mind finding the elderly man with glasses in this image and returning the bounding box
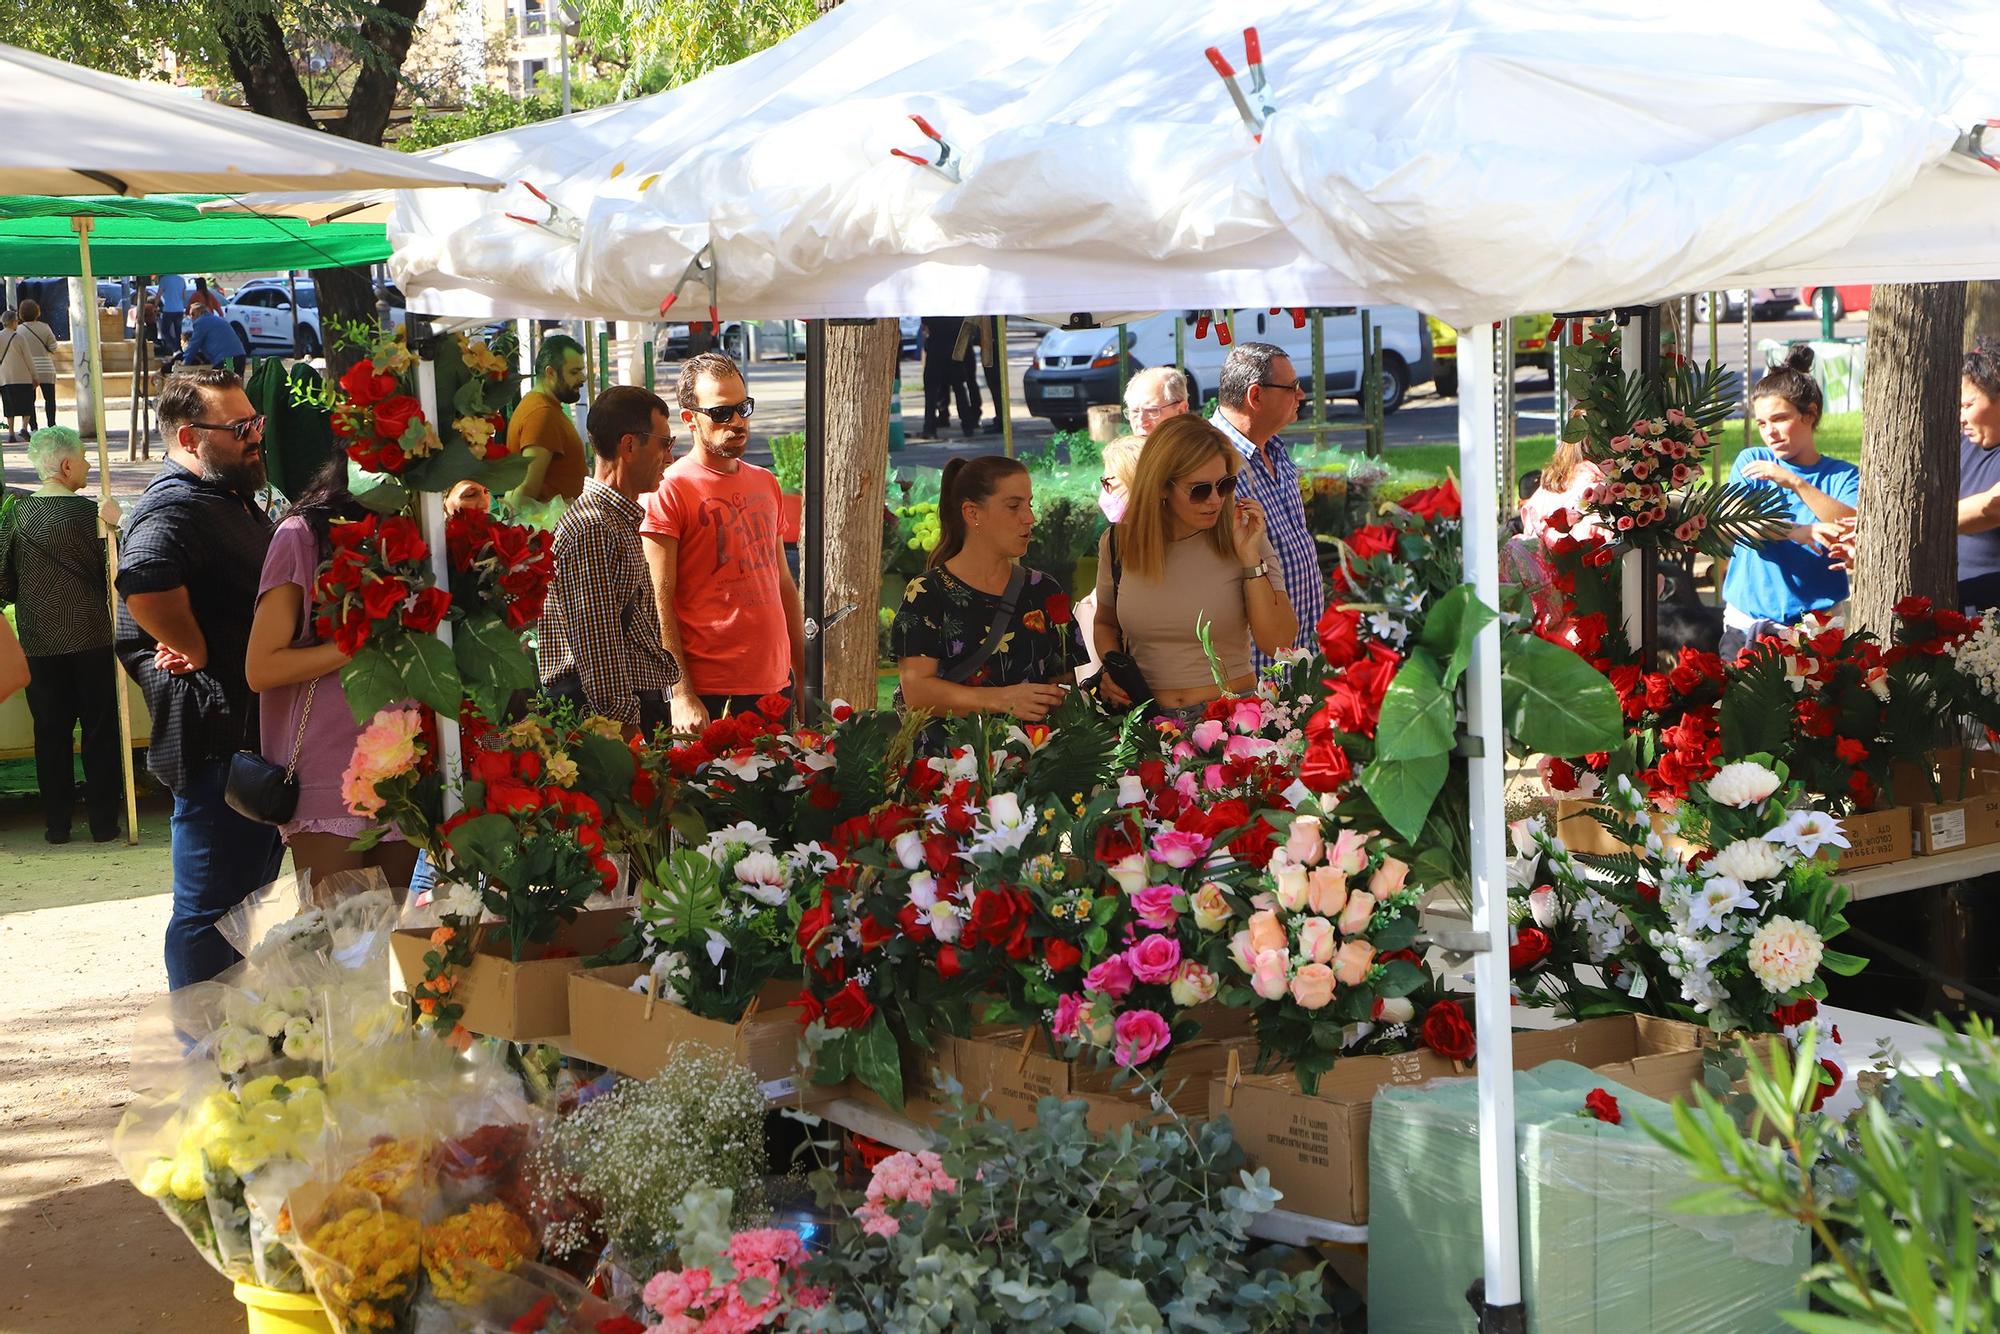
[1210,342,1321,670]
[115,366,285,988]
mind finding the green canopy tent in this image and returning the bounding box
[0,194,391,843]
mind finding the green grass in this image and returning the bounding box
[0,793,176,916]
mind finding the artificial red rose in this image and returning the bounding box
[376,442,407,473]
[1044,939,1083,973]
[1094,818,1142,867]
[401,585,452,633]
[1347,524,1400,561]
[361,576,408,621]
[503,598,538,632]
[1045,592,1073,625]
[937,945,963,980]
[808,781,839,810]
[1420,999,1476,1062]
[1568,612,1607,659]
[1894,595,1934,619]
[1299,726,1354,794]
[377,515,427,566]
[328,515,378,551]
[338,358,397,406]
[796,890,834,957]
[1583,1087,1622,1124]
[1350,641,1402,705]
[483,777,541,815]
[1607,664,1645,718]
[1770,997,1819,1027]
[1229,816,1280,868]
[941,802,976,836]
[824,980,875,1030]
[514,749,543,781]
[1316,606,1363,668]
[1849,770,1877,806]
[966,888,1030,952]
[922,833,958,875]
[1643,673,1671,712]
[332,612,370,656]
[1808,1058,1844,1112]
[895,902,929,941]
[1182,798,1250,839]
[491,524,531,565]
[1323,680,1377,738]
[756,692,792,721]
[1401,477,1461,521]
[371,393,423,444]
[1834,736,1870,765]
[904,760,945,797]
[1509,926,1551,972]
[858,913,895,951]
[630,767,658,808]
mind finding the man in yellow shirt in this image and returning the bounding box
[507,333,588,506]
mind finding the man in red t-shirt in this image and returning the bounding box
[641,351,806,728]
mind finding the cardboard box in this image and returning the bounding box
[388,908,628,1042]
[951,1025,1243,1134]
[1207,1015,1706,1225]
[1832,806,1912,871]
[565,965,836,1108]
[1891,749,2000,856]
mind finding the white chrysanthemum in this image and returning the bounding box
[1705,761,1782,809]
[1767,808,1850,858]
[1747,915,1824,993]
[703,821,774,859]
[1705,838,1787,884]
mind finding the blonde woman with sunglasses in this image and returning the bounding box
[1091,415,1295,720]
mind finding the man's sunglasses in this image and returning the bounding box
[191,415,265,440]
[1257,379,1306,396]
[1173,475,1239,503]
[691,398,755,424]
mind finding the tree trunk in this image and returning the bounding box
[818,318,899,707]
[216,2,426,381]
[1968,280,2000,353]
[1853,282,1967,635]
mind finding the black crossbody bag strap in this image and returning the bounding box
[942,564,1028,685]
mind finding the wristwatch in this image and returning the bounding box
[1242,560,1269,581]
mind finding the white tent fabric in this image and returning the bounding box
[388,0,2000,325]
[0,42,499,198]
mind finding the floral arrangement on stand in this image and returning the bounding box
[1517,758,1865,1043]
[331,325,529,504]
[1557,317,1790,553]
[312,513,458,720]
[445,507,557,719]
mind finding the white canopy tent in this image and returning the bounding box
[363,0,2000,1318]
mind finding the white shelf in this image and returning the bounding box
[1840,843,2000,900]
[812,1097,1369,1246]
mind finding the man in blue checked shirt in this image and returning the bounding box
[1210,343,1323,670]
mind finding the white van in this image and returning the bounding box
[1022,307,1434,428]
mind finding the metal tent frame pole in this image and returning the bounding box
[1455,318,1524,1330]
[71,217,140,844]
[413,347,463,818]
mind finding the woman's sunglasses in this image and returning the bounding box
[691,398,755,424]
[1173,475,1239,504]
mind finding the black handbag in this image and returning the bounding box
[1091,529,1153,712]
[224,677,318,825]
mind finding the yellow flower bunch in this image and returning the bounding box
[306,1207,421,1331]
[339,1137,428,1210]
[454,414,499,452]
[376,329,418,378]
[135,1076,328,1201]
[421,1201,535,1305]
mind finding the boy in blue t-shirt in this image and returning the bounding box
[1719,350,1858,659]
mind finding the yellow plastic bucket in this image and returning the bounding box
[233,1281,334,1334]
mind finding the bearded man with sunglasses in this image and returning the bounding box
[115,366,284,989]
[642,352,807,730]
[1212,342,1323,670]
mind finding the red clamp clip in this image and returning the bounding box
[502,179,581,242]
[1270,307,1307,330]
[1954,118,2000,171]
[890,114,961,183]
[1205,27,1275,141]
[657,241,718,326]
[1193,310,1233,345]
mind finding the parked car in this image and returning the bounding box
[1426,314,1556,398]
[1022,307,1433,428]
[1694,288,1800,321]
[1800,284,1871,321]
[659,316,922,362]
[222,277,322,356]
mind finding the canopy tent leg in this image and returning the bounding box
[413,355,463,818]
[801,319,826,705]
[72,218,140,845]
[996,316,1013,460]
[1454,319,1524,1327]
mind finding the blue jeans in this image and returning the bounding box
[166,760,285,990]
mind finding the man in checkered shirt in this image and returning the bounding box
[1210,342,1324,671]
[537,384,682,735]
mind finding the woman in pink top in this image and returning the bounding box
[244,461,418,895]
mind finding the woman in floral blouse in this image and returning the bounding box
[891,455,1082,722]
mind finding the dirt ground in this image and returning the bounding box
[0,794,238,1333]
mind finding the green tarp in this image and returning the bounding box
[0,194,387,275]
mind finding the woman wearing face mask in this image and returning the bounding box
[1092,415,1297,721]
[1718,346,1858,658]
[892,455,1083,722]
